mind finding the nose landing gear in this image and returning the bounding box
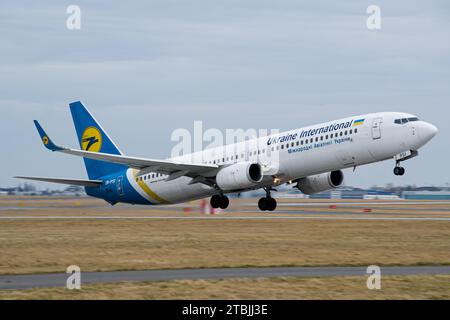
[393,162,405,176]
[258,187,277,211]
[392,150,418,176]
[210,194,229,209]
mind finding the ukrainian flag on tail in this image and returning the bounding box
[353,119,365,126]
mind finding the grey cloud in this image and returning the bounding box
[0,1,449,188]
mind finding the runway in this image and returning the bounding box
[1,215,450,221]
[1,266,450,290]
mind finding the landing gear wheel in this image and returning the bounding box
[394,166,405,176]
[210,195,229,209]
[219,195,229,209]
[210,195,222,208]
[258,197,268,211]
[258,197,277,211]
[267,197,277,211]
[258,187,278,212]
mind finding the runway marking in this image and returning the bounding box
[1,266,450,290]
[1,216,450,221]
[253,201,450,206]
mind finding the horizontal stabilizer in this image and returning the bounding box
[14,176,102,187]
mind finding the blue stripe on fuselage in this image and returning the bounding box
[84,169,153,205]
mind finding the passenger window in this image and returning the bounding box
[326,135,328,139]
[281,144,284,150]
[291,142,294,147]
[340,132,343,136]
[349,130,352,134]
[320,136,323,141]
[315,137,318,142]
[354,128,358,133]
[296,141,299,146]
[344,131,347,135]
[286,143,289,148]
[276,145,280,150]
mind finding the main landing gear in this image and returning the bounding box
[258,187,277,211]
[393,161,405,176]
[210,194,229,209]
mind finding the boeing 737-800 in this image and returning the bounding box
[16,101,438,211]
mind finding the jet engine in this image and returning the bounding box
[216,162,263,191]
[295,170,344,195]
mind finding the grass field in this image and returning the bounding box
[1,275,449,299]
[1,199,450,275]
[1,196,450,299]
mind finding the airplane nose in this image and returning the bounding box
[421,122,438,142]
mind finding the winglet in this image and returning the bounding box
[33,120,63,151]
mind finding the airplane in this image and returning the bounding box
[16,101,438,211]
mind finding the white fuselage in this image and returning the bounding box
[126,112,437,205]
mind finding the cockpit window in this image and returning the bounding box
[395,117,420,124]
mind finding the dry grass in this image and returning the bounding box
[1,214,450,275]
[1,275,450,300]
[1,197,450,299]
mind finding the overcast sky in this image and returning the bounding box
[1,1,449,189]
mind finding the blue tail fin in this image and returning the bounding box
[69,101,126,179]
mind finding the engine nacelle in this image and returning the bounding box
[296,170,344,195]
[216,162,263,191]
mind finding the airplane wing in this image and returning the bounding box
[33,120,219,179]
[14,176,103,187]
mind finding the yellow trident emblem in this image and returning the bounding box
[42,136,49,145]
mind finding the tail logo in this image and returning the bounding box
[81,127,102,152]
[42,136,49,145]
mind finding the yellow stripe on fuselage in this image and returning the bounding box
[132,170,170,204]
